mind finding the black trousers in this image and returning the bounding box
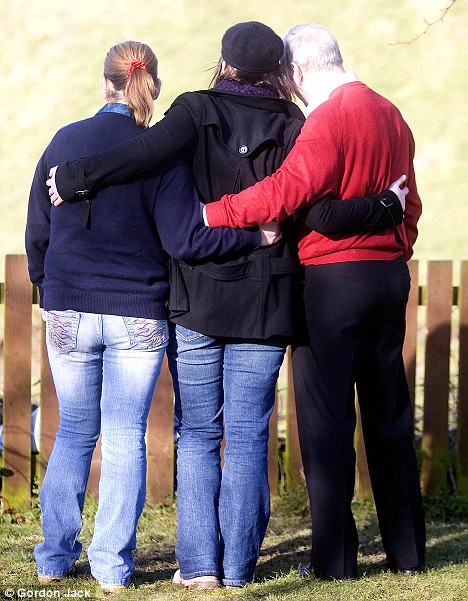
[292,258,426,579]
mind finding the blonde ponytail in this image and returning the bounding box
[104,41,160,128]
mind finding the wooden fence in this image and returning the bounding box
[1,255,467,510]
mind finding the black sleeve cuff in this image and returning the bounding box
[55,159,89,201]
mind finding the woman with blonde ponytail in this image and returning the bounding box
[26,40,274,593]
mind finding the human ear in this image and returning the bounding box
[102,76,116,101]
[291,62,303,87]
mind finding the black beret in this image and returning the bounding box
[221,21,284,74]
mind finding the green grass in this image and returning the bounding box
[1,0,468,281]
[1,489,467,600]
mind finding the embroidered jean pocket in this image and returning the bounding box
[123,317,169,350]
[46,310,80,351]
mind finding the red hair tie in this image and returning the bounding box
[127,61,147,78]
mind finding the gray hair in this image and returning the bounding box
[283,23,343,73]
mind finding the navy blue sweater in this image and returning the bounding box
[26,105,261,319]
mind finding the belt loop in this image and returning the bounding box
[252,255,271,281]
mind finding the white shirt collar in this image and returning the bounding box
[305,71,360,115]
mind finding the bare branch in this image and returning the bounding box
[391,0,457,45]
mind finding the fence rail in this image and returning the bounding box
[1,255,467,510]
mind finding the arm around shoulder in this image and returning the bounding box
[154,158,262,263]
[54,102,198,201]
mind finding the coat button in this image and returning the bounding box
[238,145,248,154]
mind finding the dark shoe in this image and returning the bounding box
[390,565,425,576]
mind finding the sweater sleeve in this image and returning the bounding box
[399,131,422,260]
[302,190,403,234]
[154,158,262,263]
[25,152,51,306]
[55,102,198,201]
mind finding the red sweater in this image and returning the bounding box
[206,81,422,265]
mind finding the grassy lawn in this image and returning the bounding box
[1,489,467,600]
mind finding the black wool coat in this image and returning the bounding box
[166,90,305,340]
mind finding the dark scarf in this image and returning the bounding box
[215,79,278,98]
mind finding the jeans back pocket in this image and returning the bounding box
[123,317,169,350]
[46,310,80,351]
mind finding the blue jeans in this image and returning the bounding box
[35,311,168,586]
[167,324,285,586]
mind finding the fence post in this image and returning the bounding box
[457,261,468,496]
[355,400,373,499]
[37,321,59,481]
[284,347,304,486]
[404,260,419,411]
[421,261,452,496]
[2,255,32,510]
[146,355,175,503]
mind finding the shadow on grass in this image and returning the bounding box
[256,535,311,582]
[357,513,468,571]
[131,544,178,585]
[256,512,468,586]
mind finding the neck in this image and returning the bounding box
[300,66,357,113]
[107,91,126,104]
